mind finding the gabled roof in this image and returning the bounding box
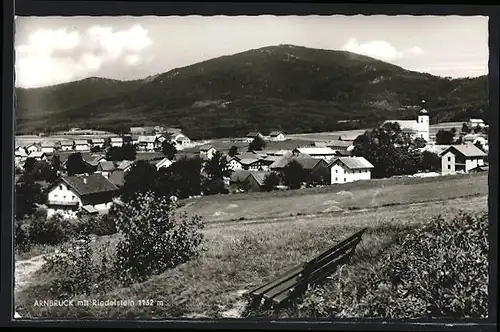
[332,156,374,170]
[248,171,270,186]
[117,160,134,170]
[327,140,353,148]
[28,151,45,158]
[469,118,484,123]
[86,155,106,167]
[239,158,261,166]
[156,157,173,168]
[98,161,116,171]
[52,174,118,196]
[74,140,89,145]
[230,170,252,182]
[294,147,336,155]
[440,144,487,158]
[295,157,327,170]
[269,131,285,136]
[108,170,125,187]
[246,132,262,137]
[199,144,215,151]
[139,135,157,143]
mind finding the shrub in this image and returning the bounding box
[27,212,75,246]
[74,212,117,237]
[43,234,116,298]
[286,210,489,319]
[114,191,205,285]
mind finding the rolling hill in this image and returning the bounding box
[15,44,488,139]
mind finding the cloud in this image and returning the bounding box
[15,24,153,88]
[341,38,424,61]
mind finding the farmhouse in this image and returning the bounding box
[59,140,74,151]
[110,137,124,148]
[269,131,286,141]
[25,143,40,154]
[117,160,134,172]
[227,156,244,171]
[74,140,90,152]
[329,156,374,184]
[246,132,264,142]
[28,151,47,161]
[327,140,354,152]
[239,158,266,171]
[244,172,270,192]
[440,144,487,175]
[46,174,118,219]
[199,145,217,160]
[122,135,133,146]
[138,135,160,151]
[40,141,55,154]
[292,147,337,161]
[170,133,191,149]
[85,155,107,172]
[468,118,485,129]
[91,138,105,149]
[156,157,173,171]
[384,100,430,141]
[96,161,117,178]
[108,169,125,187]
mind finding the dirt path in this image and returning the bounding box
[15,253,50,293]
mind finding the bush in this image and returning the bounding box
[287,210,489,319]
[114,191,205,285]
[74,212,117,237]
[43,234,116,298]
[27,212,76,246]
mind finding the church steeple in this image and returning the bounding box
[419,99,428,115]
[417,99,430,142]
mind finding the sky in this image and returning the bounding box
[14,15,489,89]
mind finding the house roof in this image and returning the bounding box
[117,160,134,170]
[139,135,157,143]
[335,150,352,156]
[295,157,326,170]
[41,141,55,148]
[333,156,374,170]
[156,157,173,168]
[28,151,45,158]
[108,170,125,187]
[74,140,89,145]
[15,149,28,157]
[87,156,105,166]
[199,144,215,151]
[248,171,270,186]
[55,174,118,196]
[230,170,252,182]
[294,147,336,155]
[98,161,117,171]
[81,205,99,214]
[239,158,261,166]
[440,144,487,158]
[246,132,262,137]
[269,131,284,136]
[327,140,352,148]
[469,118,484,123]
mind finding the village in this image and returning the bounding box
[14,101,489,221]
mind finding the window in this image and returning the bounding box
[448,156,451,162]
[59,185,62,190]
[335,169,338,173]
[72,195,75,200]
[448,165,451,170]
[344,178,346,182]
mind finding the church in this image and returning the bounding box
[383,100,430,142]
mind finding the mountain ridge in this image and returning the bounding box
[15,44,488,139]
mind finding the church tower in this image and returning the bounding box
[417,99,430,141]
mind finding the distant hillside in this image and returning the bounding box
[15,45,488,139]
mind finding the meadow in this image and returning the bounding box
[15,172,488,319]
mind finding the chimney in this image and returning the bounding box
[83,177,87,184]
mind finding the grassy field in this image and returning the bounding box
[15,172,488,319]
[179,173,488,223]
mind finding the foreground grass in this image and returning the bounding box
[16,193,487,319]
[180,173,488,223]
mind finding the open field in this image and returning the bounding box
[16,172,488,319]
[179,173,488,223]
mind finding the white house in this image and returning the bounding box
[110,137,123,148]
[227,156,244,171]
[199,145,217,160]
[170,133,191,149]
[25,143,40,154]
[329,156,374,184]
[91,138,105,149]
[292,147,337,161]
[74,140,90,152]
[138,135,160,151]
[96,161,117,178]
[269,131,286,141]
[28,151,47,161]
[468,118,485,129]
[155,157,173,171]
[40,141,55,154]
[46,174,119,219]
[117,160,134,173]
[15,148,28,164]
[384,100,430,142]
[59,140,74,151]
[440,144,487,175]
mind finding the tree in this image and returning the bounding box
[24,157,36,175]
[474,141,486,152]
[228,146,238,157]
[451,127,457,135]
[248,136,266,151]
[263,172,280,191]
[51,155,61,173]
[162,141,177,160]
[307,167,331,186]
[419,151,441,172]
[352,122,422,178]
[435,129,455,145]
[202,151,232,195]
[114,191,205,284]
[414,137,427,149]
[106,145,136,161]
[462,123,470,134]
[282,160,306,189]
[121,160,159,202]
[162,156,202,199]
[15,176,45,220]
[66,153,88,176]
[473,125,482,134]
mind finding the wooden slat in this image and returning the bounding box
[248,265,303,297]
